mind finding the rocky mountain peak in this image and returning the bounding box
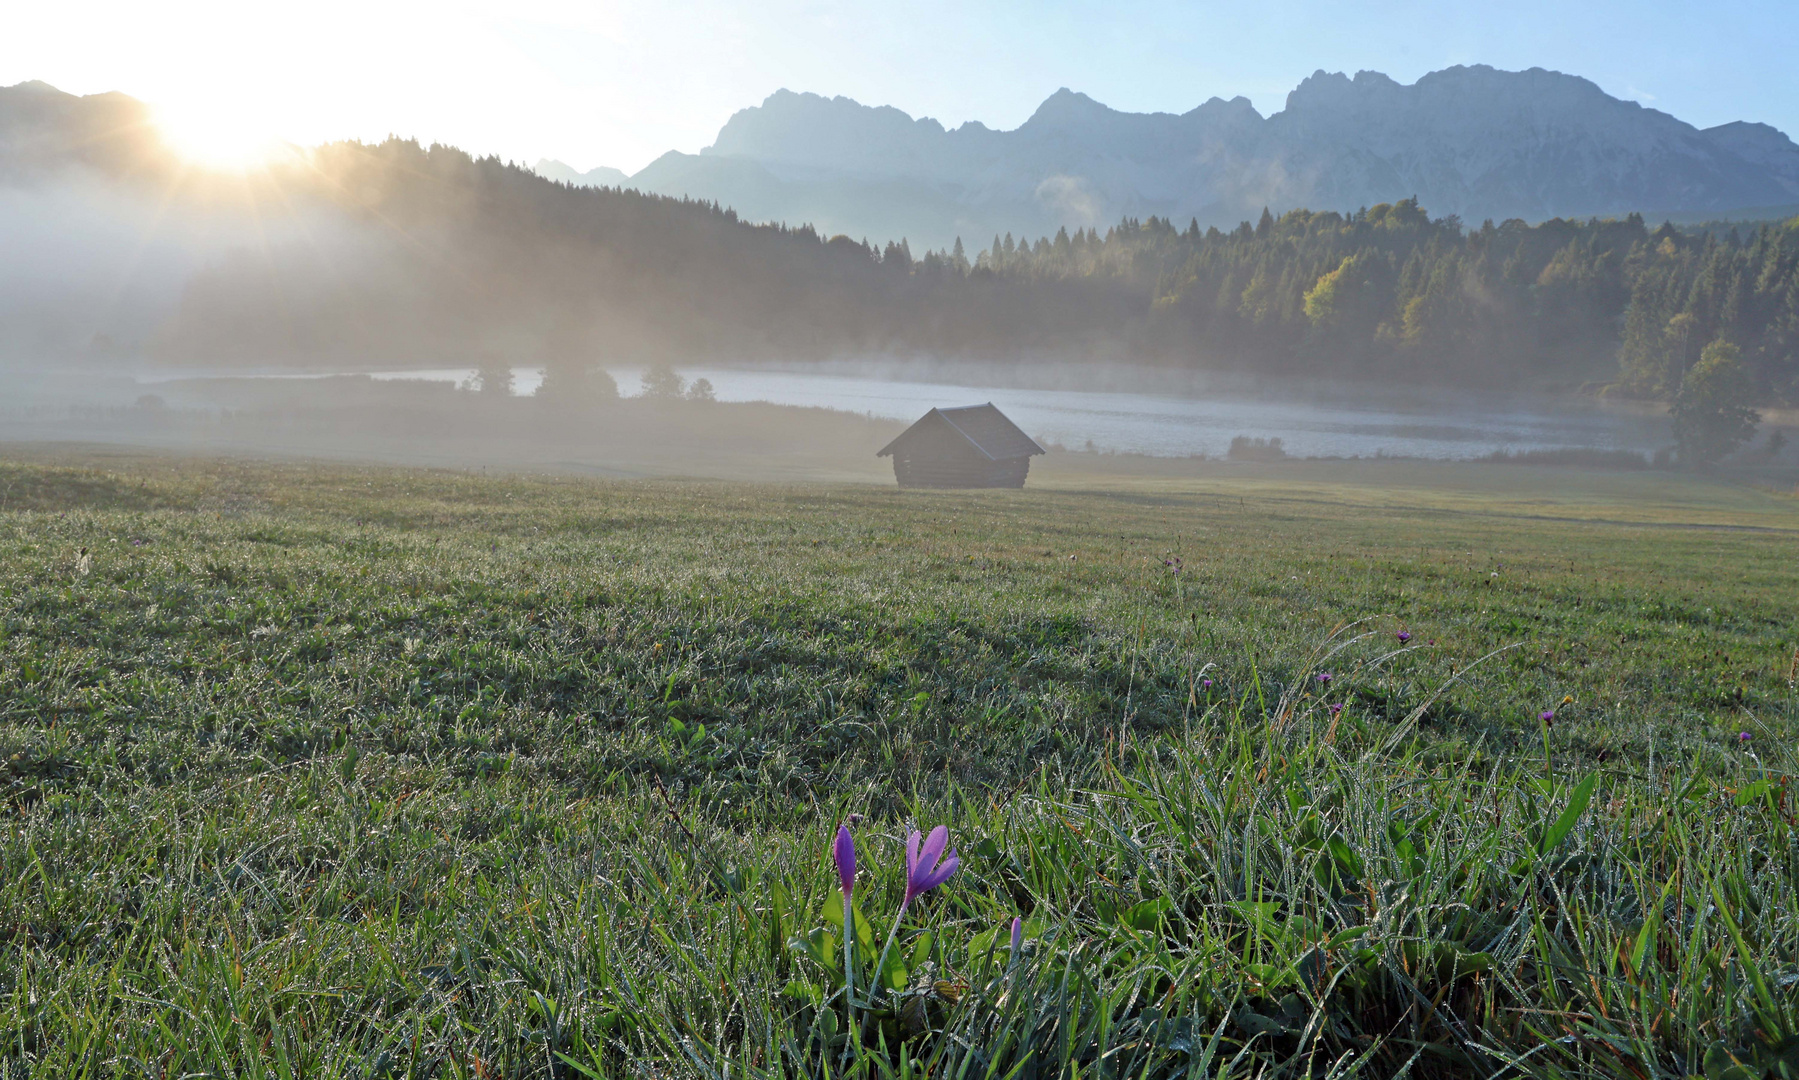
[604,66,1798,249]
[1020,88,1118,131]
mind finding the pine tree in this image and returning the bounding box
[1672,340,1760,465]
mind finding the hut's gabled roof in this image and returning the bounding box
[877,403,1046,461]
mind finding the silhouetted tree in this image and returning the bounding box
[1672,340,1760,465]
[640,363,686,399]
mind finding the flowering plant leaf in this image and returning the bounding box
[907,930,933,970]
[1120,897,1173,932]
[797,899,911,992]
[1539,772,1597,856]
[820,897,877,953]
[789,927,838,977]
[874,945,909,991]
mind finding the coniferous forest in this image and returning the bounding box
[138,140,1799,408]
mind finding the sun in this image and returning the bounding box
[154,101,290,172]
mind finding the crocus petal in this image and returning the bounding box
[903,827,958,905]
[1010,916,1024,954]
[920,849,958,895]
[834,824,856,898]
[916,825,949,874]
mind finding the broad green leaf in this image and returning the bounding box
[1734,780,1774,807]
[1226,900,1279,923]
[819,898,876,951]
[907,930,933,969]
[1631,875,1676,976]
[1540,772,1598,855]
[1121,897,1173,931]
[1327,836,1363,877]
[1328,926,1371,949]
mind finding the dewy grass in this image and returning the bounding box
[0,451,1795,1077]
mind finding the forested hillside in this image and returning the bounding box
[969,200,1799,400]
[7,81,1799,404]
[152,139,1799,402]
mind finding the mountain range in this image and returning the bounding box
[540,65,1799,250]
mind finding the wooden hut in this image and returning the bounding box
[877,404,1046,488]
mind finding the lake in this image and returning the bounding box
[234,363,1668,460]
[88,358,1689,461]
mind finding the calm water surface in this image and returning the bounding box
[623,367,1672,460]
[136,364,1672,460]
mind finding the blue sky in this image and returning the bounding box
[7,0,1795,173]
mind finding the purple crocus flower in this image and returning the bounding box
[1316,673,1332,686]
[1739,731,1752,744]
[833,823,859,1013]
[1396,631,1411,643]
[834,824,856,898]
[1329,703,1343,716]
[1010,916,1024,955]
[1540,710,1555,724]
[1201,678,1213,689]
[903,825,959,907]
[866,825,962,1003]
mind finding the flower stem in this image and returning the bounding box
[843,890,857,1020]
[869,901,908,1006]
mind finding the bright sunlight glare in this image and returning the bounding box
[154,101,289,171]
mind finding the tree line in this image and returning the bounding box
[964,200,1799,407]
[153,140,1799,433]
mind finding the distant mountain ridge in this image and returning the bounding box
[533,158,630,188]
[542,65,1799,249]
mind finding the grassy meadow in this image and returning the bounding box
[1,447,1796,1078]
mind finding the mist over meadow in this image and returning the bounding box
[3,75,1797,476]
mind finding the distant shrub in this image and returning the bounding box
[1480,447,1650,470]
[475,354,513,396]
[641,363,686,400]
[537,364,619,404]
[1227,435,1286,461]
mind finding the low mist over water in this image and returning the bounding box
[613,367,1677,460]
[113,362,1677,461]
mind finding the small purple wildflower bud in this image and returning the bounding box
[1540,710,1555,724]
[1201,678,1213,689]
[1316,673,1332,685]
[1396,631,1411,643]
[834,824,856,899]
[1739,731,1752,744]
[1329,703,1343,716]
[1010,916,1024,955]
[903,825,959,907]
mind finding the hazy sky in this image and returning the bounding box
[8,0,1796,174]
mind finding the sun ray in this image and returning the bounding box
[154,100,289,172]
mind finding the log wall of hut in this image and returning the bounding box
[891,445,1031,488]
[878,404,1044,489]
